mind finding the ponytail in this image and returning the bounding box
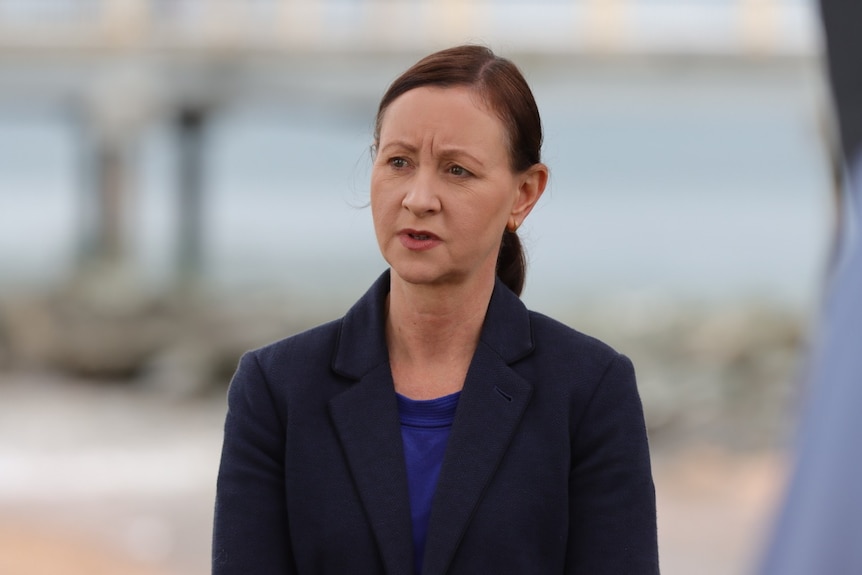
[497,230,526,296]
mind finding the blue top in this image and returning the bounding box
[396,391,461,575]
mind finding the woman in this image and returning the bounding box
[213,45,658,574]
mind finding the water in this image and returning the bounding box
[0,57,832,312]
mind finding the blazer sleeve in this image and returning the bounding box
[212,351,295,574]
[566,353,659,574]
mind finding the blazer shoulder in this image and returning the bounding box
[246,317,344,382]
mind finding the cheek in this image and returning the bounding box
[484,182,519,222]
[369,172,386,214]
[369,175,397,235]
[370,188,391,222]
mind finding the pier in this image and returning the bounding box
[0,0,822,285]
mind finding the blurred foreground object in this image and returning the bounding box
[759,1,862,573]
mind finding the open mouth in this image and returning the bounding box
[410,233,431,240]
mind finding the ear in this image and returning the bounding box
[509,163,548,229]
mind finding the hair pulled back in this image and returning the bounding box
[374,45,543,296]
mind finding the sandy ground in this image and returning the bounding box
[0,371,788,575]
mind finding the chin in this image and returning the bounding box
[385,251,496,290]
[384,258,449,285]
[391,263,493,292]
[390,265,449,287]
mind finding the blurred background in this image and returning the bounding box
[0,1,834,574]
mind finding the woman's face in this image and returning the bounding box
[371,85,543,291]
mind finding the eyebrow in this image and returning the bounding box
[379,140,487,169]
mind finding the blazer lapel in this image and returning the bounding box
[421,280,535,575]
[328,270,414,575]
[329,365,414,575]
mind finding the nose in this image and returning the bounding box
[402,168,441,217]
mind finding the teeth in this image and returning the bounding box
[411,234,430,240]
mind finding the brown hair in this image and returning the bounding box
[374,45,543,296]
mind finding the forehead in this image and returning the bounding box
[378,86,508,154]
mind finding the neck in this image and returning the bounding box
[385,272,496,398]
[387,274,495,357]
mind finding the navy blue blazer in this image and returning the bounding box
[213,271,658,574]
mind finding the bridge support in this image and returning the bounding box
[176,105,208,292]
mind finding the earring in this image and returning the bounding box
[507,216,519,232]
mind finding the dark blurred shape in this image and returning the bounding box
[821,1,862,162]
[94,142,126,264]
[176,105,208,290]
[759,1,862,573]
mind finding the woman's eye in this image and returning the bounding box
[389,157,408,169]
[448,165,470,177]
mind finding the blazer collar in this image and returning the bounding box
[329,270,535,575]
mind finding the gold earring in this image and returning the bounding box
[507,216,519,232]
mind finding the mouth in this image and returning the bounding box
[398,229,441,250]
[401,229,440,241]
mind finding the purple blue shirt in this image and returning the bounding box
[396,391,461,575]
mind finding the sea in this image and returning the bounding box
[0,55,833,315]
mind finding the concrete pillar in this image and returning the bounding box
[80,63,151,272]
[739,0,779,55]
[583,0,628,54]
[433,0,481,47]
[279,0,323,50]
[94,141,127,263]
[175,105,208,289]
[100,0,149,47]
